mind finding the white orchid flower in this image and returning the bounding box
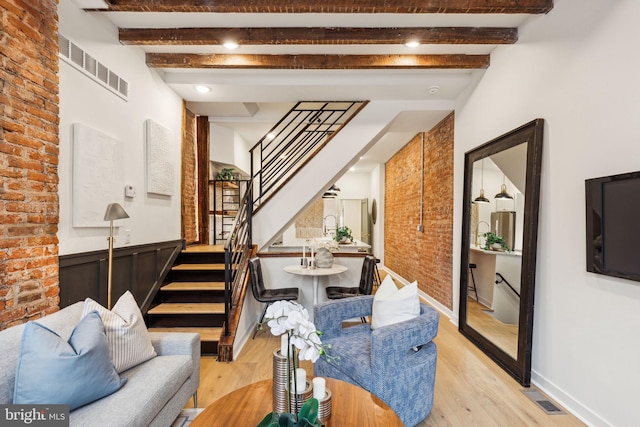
[262,299,331,364]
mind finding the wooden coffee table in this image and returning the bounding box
[189,377,402,426]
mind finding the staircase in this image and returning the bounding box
[144,100,435,359]
[146,245,226,355]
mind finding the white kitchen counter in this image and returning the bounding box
[470,246,522,257]
[268,239,371,253]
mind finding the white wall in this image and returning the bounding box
[233,132,251,175]
[210,124,235,165]
[209,123,251,175]
[370,164,384,263]
[454,1,640,426]
[58,1,184,255]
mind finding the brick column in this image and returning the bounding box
[0,0,60,329]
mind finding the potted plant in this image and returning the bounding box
[334,226,353,244]
[257,398,323,427]
[483,232,510,252]
[216,168,235,180]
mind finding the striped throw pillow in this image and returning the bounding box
[82,291,157,373]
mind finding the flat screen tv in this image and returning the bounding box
[586,170,640,282]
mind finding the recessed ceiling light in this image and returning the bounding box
[405,40,420,48]
[427,85,440,94]
[350,167,356,172]
[194,85,211,94]
[266,133,276,140]
[223,40,239,50]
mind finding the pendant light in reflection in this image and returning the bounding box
[495,175,514,200]
[473,159,490,204]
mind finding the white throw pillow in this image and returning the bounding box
[371,275,420,330]
[82,291,156,372]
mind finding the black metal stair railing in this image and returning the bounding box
[222,179,253,336]
[221,101,367,337]
[250,101,366,210]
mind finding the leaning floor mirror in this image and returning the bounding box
[459,119,544,386]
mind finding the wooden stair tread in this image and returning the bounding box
[162,281,225,291]
[211,210,238,216]
[147,303,225,315]
[148,327,222,342]
[183,244,225,253]
[211,181,239,189]
[171,263,225,271]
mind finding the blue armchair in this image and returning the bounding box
[313,295,439,427]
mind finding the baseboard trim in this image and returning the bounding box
[531,369,610,427]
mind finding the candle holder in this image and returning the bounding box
[289,380,313,414]
[317,389,332,422]
[272,348,297,413]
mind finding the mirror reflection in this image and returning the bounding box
[467,144,527,360]
[459,119,544,386]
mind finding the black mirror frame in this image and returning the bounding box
[458,119,544,386]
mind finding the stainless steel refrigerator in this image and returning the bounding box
[491,211,516,251]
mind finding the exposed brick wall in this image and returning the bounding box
[182,106,199,244]
[384,113,454,309]
[0,0,60,329]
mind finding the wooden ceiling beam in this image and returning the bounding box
[145,53,490,69]
[120,27,517,46]
[95,0,553,14]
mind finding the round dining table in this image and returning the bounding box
[283,263,348,306]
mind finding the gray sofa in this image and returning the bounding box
[0,302,200,427]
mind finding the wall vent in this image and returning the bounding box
[521,389,566,415]
[58,33,129,100]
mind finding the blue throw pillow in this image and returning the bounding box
[13,311,126,410]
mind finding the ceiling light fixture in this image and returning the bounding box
[427,85,440,94]
[223,40,239,50]
[194,85,211,94]
[405,40,420,48]
[266,133,276,140]
[473,159,490,204]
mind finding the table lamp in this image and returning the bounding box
[104,202,129,309]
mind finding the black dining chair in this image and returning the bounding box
[249,257,299,339]
[325,255,377,323]
[326,255,377,299]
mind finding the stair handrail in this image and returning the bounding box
[495,272,520,298]
[223,178,253,336]
[249,101,366,211]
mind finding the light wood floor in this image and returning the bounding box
[189,315,584,426]
[187,271,582,425]
[467,298,518,359]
